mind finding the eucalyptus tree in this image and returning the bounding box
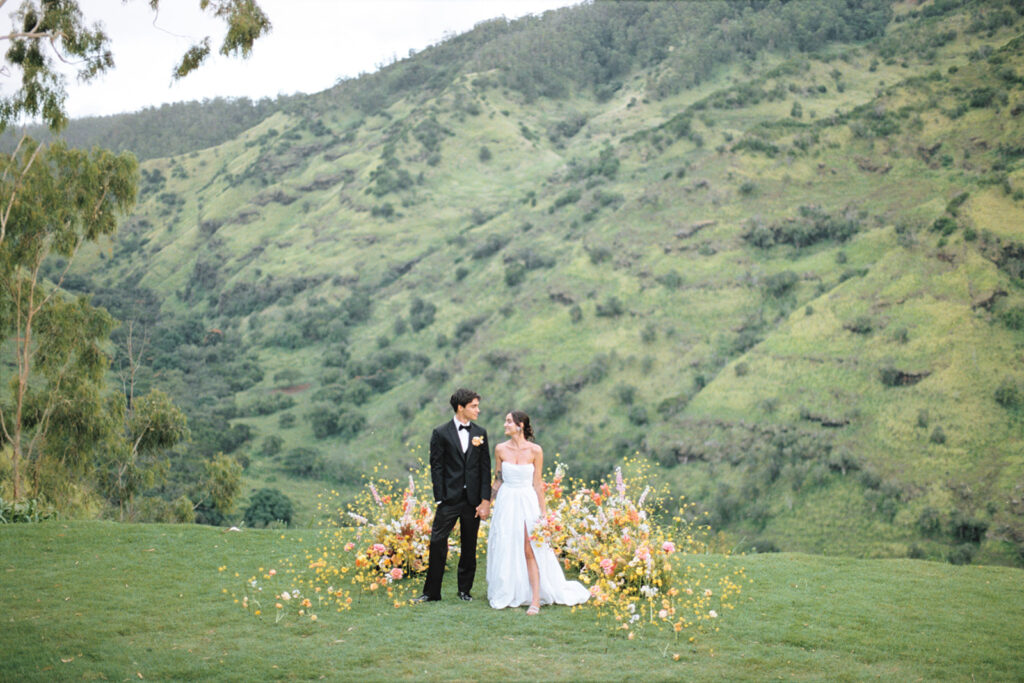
[0,0,272,133]
[0,0,269,504]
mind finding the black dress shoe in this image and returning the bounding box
[457,591,473,601]
[411,594,440,603]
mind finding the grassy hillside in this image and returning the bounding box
[1,521,1022,680]
[59,0,1024,564]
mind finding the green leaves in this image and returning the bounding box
[1,1,269,131]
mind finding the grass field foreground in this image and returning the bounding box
[2,521,1022,681]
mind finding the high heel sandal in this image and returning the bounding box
[526,604,540,615]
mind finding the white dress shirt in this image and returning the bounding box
[454,417,471,452]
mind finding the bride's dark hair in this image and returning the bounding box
[510,410,534,441]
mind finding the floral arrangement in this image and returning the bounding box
[531,458,745,641]
[223,454,744,648]
[305,462,467,606]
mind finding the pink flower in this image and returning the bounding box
[600,558,615,576]
[390,568,403,580]
[658,609,669,619]
[268,569,276,576]
[371,543,387,554]
[662,541,676,554]
[344,542,355,551]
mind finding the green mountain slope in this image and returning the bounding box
[68,0,1024,564]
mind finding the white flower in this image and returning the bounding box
[709,610,718,618]
[639,585,658,598]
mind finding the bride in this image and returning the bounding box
[486,410,589,614]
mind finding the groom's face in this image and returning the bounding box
[459,398,480,422]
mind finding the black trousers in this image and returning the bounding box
[422,492,481,599]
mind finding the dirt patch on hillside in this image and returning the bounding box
[272,383,311,394]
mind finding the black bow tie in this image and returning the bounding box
[458,424,471,432]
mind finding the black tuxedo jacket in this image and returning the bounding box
[429,420,491,507]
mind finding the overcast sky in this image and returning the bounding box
[23,0,581,119]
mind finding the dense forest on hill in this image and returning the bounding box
[6,0,1024,567]
[1,97,282,162]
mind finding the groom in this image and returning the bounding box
[414,388,492,602]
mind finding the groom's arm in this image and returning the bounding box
[429,427,445,504]
[474,430,492,518]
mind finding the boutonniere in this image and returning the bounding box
[471,435,485,447]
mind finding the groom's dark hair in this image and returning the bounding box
[450,388,480,412]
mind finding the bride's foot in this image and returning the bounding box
[526,604,540,615]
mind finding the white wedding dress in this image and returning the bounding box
[486,462,590,609]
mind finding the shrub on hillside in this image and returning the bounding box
[242,393,296,417]
[504,262,525,287]
[244,488,294,528]
[614,383,636,405]
[284,447,324,478]
[742,205,860,249]
[950,510,988,544]
[947,543,975,565]
[931,215,958,236]
[763,270,798,299]
[845,315,874,335]
[471,234,503,259]
[656,270,683,289]
[627,405,649,426]
[408,297,436,331]
[454,315,487,344]
[550,187,583,212]
[595,296,625,317]
[994,377,1021,409]
[997,305,1024,331]
[586,244,612,264]
[917,506,942,535]
[259,435,284,457]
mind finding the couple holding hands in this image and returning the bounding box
[413,388,590,614]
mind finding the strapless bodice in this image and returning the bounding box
[500,462,534,488]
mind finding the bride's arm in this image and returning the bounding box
[490,445,504,502]
[532,447,546,516]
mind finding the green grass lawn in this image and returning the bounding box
[2,521,1022,681]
